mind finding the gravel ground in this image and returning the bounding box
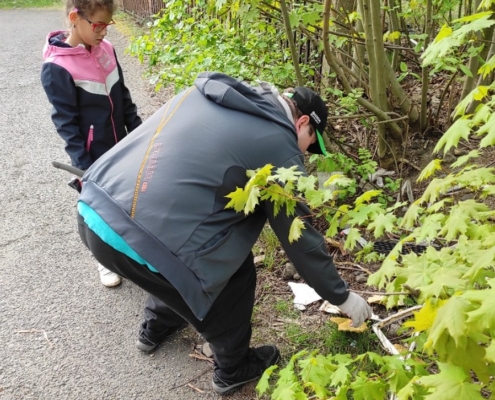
[0,8,256,400]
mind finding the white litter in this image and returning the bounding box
[288,282,322,310]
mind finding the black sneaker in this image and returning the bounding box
[212,345,280,395]
[136,321,188,352]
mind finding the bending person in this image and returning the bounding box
[76,72,372,395]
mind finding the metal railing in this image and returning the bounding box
[121,0,164,19]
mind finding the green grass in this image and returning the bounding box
[254,225,284,270]
[0,0,63,9]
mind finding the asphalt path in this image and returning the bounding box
[0,9,255,400]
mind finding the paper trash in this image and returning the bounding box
[288,282,322,310]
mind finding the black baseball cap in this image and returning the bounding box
[290,87,328,155]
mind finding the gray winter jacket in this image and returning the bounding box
[78,72,348,320]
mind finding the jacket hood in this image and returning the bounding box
[42,30,87,61]
[194,72,297,137]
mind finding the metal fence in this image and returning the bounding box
[120,0,165,19]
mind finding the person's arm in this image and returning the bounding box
[115,51,142,133]
[262,155,371,326]
[263,194,350,305]
[41,62,93,169]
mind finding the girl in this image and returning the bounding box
[41,0,142,287]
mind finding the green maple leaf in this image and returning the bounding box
[420,178,446,205]
[439,206,470,240]
[355,190,382,206]
[464,288,495,331]
[404,299,445,332]
[297,175,317,193]
[418,363,484,400]
[483,340,495,363]
[299,354,334,387]
[447,338,490,383]
[273,166,303,184]
[303,381,329,398]
[472,103,492,126]
[426,296,474,350]
[434,118,472,154]
[455,10,493,23]
[417,159,443,182]
[368,212,397,238]
[256,364,278,395]
[397,378,420,400]
[473,85,489,101]
[481,184,495,197]
[400,201,423,228]
[368,255,400,288]
[379,355,414,392]
[451,150,479,168]
[225,186,248,212]
[454,13,495,39]
[427,199,451,213]
[478,55,495,79]
[424,35,459,60]
[411,213,444,242]
[350,373,387,400]
[456,167,495,187]
[244,185,261,214]
[347,206,370,226]
[326,204,349,238]
[300,9,322,26]
[306,188,334,208]
[289,217,306,243]
[247,164,274,187]
[330,364,351,386]
[419,270,467,299]
[272,382,307,400]
[462,246,495,283]
[344,227,362,250]
[261,184,287,217]
[478,112,495,147]
[396,254,436,289]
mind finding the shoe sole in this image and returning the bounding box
[212,376,259,395]
[211,349,281,395]
[101,278,122,287]
[135,340,158,352]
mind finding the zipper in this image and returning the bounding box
[91,50,118,145]
[86,125,94,152]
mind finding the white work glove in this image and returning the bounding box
[337,292,372,327]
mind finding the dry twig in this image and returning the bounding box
[16,329,53,347]
[168,368,211,391]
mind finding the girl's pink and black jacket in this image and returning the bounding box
[41,31,142,170]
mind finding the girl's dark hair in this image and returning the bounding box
[66,0,115,16]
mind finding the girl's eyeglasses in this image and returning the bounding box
[78,12,115,33]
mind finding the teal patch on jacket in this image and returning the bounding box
[78,201,159,273]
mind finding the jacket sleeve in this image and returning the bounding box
[115,51,142,133]
[262,156,349,306]
[41,62,93,170]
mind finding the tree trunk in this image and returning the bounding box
[351,0,366,85]
[279,0,304,86]
[420,0,433,132]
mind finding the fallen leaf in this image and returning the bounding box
[329,317,368,332]
[319,300,342,314]
[393,344,408,354]
[367,295,386,304]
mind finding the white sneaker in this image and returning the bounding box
[97,263,122,287]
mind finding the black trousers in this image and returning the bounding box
[77,214,255,370]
